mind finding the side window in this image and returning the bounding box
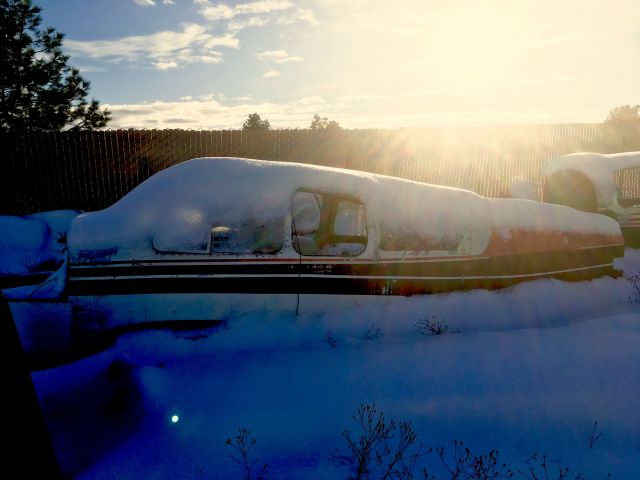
[334,200,366,236]
[380,225,461,253]
[292,191,367,256]
[212,216,284,254]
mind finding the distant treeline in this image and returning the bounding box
[1,124,639,215]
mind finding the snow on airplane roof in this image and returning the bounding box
[542,151,640,207]
[69,157,620,260]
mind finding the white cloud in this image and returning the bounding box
[198,0,292,21]
[263,69,280,78]
[277,8,319,26]
[257,49,302,64]
[77,65,106,73]
[199,92,228,102]
[153,60,178,70]
[133,0,175,6]
[66,23,238,70]
[195,1,315,32]
[235,0,292,15]
[228,16,268,31]
[198,3,236,21]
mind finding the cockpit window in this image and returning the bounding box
[292,191,367,256]
[291,192,322,234]
[334,200,367,236]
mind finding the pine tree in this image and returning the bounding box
[0,0,110,130]
[309,114,341,131]
[604,104,640,150]
[242,113,270,131]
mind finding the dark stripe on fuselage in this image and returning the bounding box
[67,245,622,296]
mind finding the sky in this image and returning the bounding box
[39,0,640,130]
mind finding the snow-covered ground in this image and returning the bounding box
[27,250,640,479]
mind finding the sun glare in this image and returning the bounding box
[332,3,531,107]
[442,26,507,79]
[426,8,525,90]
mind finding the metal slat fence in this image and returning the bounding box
[1,124,637,215]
